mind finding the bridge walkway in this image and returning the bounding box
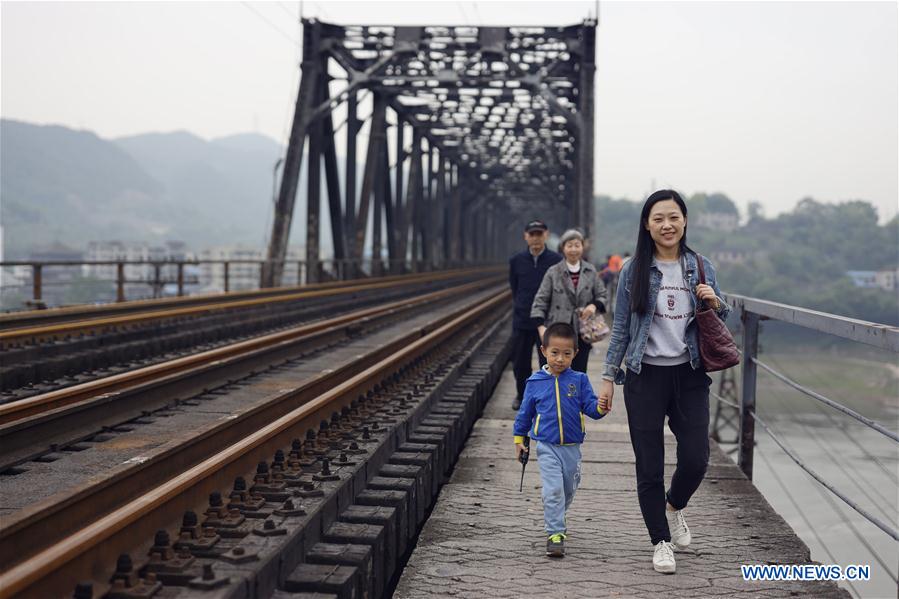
[394,342,848,598]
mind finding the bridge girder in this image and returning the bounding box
[264,19,596,286]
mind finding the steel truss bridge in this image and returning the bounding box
[264,19,597,286]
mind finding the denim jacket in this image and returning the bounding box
[601,252,731,384]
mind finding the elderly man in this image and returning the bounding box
[508,219,562,410]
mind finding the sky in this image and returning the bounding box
[1,0,897,222]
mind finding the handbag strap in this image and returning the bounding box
[694,253,708,310]
[695,252,707,285]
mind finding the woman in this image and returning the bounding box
[530,229,607,373]
[598,190,730,574]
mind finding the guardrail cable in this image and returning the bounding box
[710,390,739,410]
[752,357,899,443]
[760,379,897,578]
[754,446,863,599]
[750,410,899,542]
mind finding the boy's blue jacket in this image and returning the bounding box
[513,366,605,445]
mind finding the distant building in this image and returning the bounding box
[695,212,739,232]
[84,240,193,299]
[874,268,898,292]
[197,245,304,292]
[709,250,758,265]
[85,240,189,273]
[847,271,878,288]
[847,269,898,291]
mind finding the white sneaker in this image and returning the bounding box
[665,507,691,549]
[653,540,676,573]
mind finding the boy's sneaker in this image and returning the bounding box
[546,533,566,558]
[652,540,676,573]
[665,507,691,549]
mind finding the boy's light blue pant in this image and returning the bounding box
[536,440,582,536]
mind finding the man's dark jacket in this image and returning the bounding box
[509,248,562,330]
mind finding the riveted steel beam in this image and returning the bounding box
[265,18,596,282]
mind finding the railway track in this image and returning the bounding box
[0,268,497,332]
[1,268,500,399]
[0,279,512,598]
[0,277,498,464]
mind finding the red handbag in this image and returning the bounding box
[694,255,740,372]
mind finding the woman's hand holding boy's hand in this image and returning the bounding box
[598,379,614,413]
[515,443,529,461]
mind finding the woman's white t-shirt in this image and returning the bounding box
[643,259,692,366]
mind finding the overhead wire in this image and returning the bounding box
[456,2,472,25]
[275,1,299,22]
[470,2,483,24]
[251,0,303,249]
[311,1,332,21]
[240,1,301,49]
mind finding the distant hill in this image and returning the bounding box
[0,119,287,259]
[114,130,283,248]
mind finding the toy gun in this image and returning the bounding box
[518,436,530,492]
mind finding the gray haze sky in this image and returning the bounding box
[2,0,897,222]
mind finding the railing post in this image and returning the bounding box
[153,264,162,298]
[739,311,760,479]
[177,263,184,297]
[223,262,230,293]
[32,264,42,303]
[116,262,125,302]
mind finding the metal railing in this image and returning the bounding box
[722,293,899,544]
[0,258,486,310]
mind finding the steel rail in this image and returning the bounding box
[0,267,501,344]
[0,281,504,578]
[0,278,496,426]
[0,266,499,330]
[0,288,510,599]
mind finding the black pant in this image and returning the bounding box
[511,328,547,400]
[623,362,711,545]
[571,336,592,374]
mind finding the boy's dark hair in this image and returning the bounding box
[542,322,577,349]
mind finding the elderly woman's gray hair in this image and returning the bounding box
[558,228,585,249]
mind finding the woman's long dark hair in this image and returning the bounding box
[630,190,693,315]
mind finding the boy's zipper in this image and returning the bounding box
[533,414,541,435]
[554,376,564,444]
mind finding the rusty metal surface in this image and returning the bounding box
[0,292,508,597]
[0,267,499,344]
[0,266,495,328]
[1,271,500,402]
[0,287,510,597]
[0,278,495,429]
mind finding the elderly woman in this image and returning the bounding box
[530,229,608,373]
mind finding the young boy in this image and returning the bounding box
[513,322,609,557]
